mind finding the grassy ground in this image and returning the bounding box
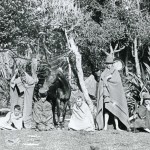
[0,129,150,150]
[0,109,149,150]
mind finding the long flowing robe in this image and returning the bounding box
[10,77,24,112]
[10,72,35,129]
[96,66,129,130]
[32,100,54,131]
[0,112,22,130]
[68,101,95,131]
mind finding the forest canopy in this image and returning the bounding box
[0,0,150,112]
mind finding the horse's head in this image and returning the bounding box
[43,68,70,96]
[43,70,56,87]
[43,68,63,88]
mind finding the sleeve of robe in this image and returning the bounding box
[11,113,23,130]
[42,101,53,122]
[22,72,36,128]
[10,76,20,112]
[33,102,43,124]
[1,112,11,123]
[0,112,17,130]
[10,80,15,89]
[10,74,18,89]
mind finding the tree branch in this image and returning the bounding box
[0,49,31,60]
[114,46,125,53]
[43,40,52,56]
[100,48,110,56]
[64,29,71,50]
[99,35,109,43]
[66,17,82,33]
[43,36,49,64]
[114,43,119,51]
[109,43,114,54]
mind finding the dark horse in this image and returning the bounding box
[42,68,71,126]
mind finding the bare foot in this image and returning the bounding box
[116,128,123,131]
[103,127,107,131]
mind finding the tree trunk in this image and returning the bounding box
[31,57,38,83]
[125,50,129,76]
[148,46,150,61]
[66,37,94,113]
[134,37,141,78]
[136,0,140,12]
[67,57,72,85]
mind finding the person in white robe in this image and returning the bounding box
[0,105,23,130]
[68,96,95,131]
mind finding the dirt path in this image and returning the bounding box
[0,129,150,150]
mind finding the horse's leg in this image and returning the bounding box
[56,98,61,125]
[67,100,71,115]
[62,101,68,123]
[52,104,57,126]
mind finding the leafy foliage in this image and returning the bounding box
[0,77,10,108]
[0,0,150,110]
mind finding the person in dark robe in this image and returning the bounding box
[10,69,37,129]
[129,93,150,133]
[32,87,54,131]
[96,55,129,131]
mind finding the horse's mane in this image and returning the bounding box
[43,69,71,99]
[57,71,70,89]
[57,71,71,98]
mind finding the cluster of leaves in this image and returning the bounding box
[0,0,150,110]
[0,0,150,72]
[0,0,33,51]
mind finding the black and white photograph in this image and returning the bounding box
[0,0,150,149]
